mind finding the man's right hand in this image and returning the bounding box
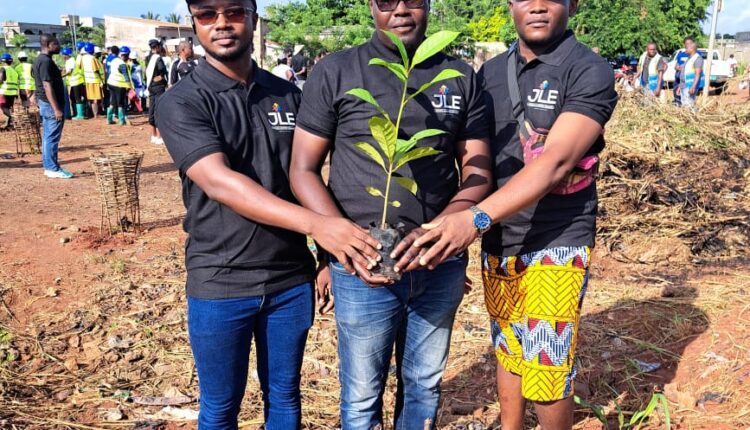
[310,216,383,276]
[53,109,64,121]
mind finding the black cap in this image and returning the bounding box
[185,0,257,10]
[148,39,161,48]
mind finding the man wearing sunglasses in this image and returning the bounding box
[290,0,492,428]
[155,1,383,428]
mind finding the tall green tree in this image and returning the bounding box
[60,24,106,48]
[165,13,181,24]
[10,34,28,48]
[141,11,161,21]
[571,0,711,57]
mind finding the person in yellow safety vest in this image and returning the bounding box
[106,46,133,126]
[680,37,704,111]
[637,42,667,103]
[63,48,86,121]
[77,42,105,118]
[14,51,36,109]
[0,53,19,129]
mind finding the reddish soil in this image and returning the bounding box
[0,110,748,429]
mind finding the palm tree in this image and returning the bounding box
[165,13,181,24]
[140,11,161,21]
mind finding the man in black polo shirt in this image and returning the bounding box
[156,0,382,428]
[413,1,617,428]
[290,0,492,427]
[33,34,74,179]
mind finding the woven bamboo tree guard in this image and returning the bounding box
[12,108,41,156]
[90,152,144,235]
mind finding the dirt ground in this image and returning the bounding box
[0,106,749,429]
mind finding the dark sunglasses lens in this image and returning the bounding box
[376,0,398,11]
[224,7,251,23]
[404,0,425,8]
[192,10,218,25]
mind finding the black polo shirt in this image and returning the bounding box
[479,31,618,256]
[155,58,315,299]
[32,53,65,107]
[297,34,489,231]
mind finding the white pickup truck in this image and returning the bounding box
[663,48,732,90]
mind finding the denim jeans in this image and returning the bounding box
[187,283,314,430]
[38,100,65,172]
[331,257,466,430]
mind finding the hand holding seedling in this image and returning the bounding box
[346,29,464,280]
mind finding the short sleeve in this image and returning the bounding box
[296,59,338,139]
[562,58,618,127]
[694,57,704,70]
[155,93,224,173]
[457,66,489,141]
[38,58,54,82]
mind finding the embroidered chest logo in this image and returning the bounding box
[527,80,559,111]
[268,102,296,131]
[432,85,462,114]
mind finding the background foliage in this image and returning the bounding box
[266,0,713,58]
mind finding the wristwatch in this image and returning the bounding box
[469,206,492,236]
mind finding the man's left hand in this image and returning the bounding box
[413,210,478,270]
[391,227,428,274]
[690,87,697,95]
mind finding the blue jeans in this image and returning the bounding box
[331,258,466,430]
[187,283,314,430]
[38,100,65,172]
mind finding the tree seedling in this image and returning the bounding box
[346,29,463,279]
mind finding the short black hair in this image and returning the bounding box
[111,46,120,55]
[39,33,56,48]
[684,36,695,44]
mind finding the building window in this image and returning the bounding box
[24,30,34,35]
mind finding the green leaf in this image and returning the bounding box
[395,131,444,160]
[394,176,418,195]
[390,200,402,208]
[366,187,384,198]
[369,117,397,161]
[408,68,465,101]
[369,58,407,83]
[573,396,607,425]
[411,30,460,69]
[394,147,441,171]
[354,142,386,172]
[410,129,447,143]
[382,30,409,69]
[346,88,390,119]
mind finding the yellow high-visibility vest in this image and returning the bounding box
[0,65,19,96]
[14,62,35,91]
[67,57,85,87]
[78,54,103,84]
[107,58,132,89]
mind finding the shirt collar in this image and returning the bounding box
[368,32,407,63]
[196,57,272,92]
[516,30,577,68]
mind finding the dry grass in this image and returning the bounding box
[1,92,749,429]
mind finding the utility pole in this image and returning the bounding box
[703,0,722,99]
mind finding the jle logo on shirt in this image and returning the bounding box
[526,80,559,111]
[432,85,462,114]
[268,103,296,132]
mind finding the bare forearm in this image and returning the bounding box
[290,170,343,218]
[42,82,61,112]
[205,170,320,235]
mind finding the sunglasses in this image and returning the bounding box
[374,0,426,12]
[190,6,256,26]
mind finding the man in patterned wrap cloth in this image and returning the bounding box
[410,0,618,428]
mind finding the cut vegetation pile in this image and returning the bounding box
[598,92,750,265]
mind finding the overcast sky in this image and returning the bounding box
[1,0,748,35]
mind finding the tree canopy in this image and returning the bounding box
[265,0,711,58]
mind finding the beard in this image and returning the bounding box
[204,35,254,62]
